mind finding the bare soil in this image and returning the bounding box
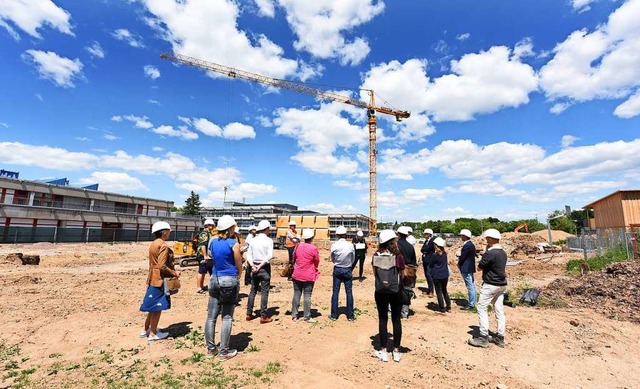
[0,241,638,388]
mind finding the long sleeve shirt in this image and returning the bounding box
[247,233,274,265]
[457,240,476,274]
[292,242,320,282]
[478,245,507,286]
[330,238,355,268]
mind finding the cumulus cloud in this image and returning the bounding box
[144,65,160,79]
[113,114,153,129]
[0,142,99,170]
[377,188,445,208]
[141,0,310,80]
[333,180,367,190]
[112,28,144,48]
[0,0,73,40]
[561,135,580,148]
[254,0,276,17]
[571,0,599,12]
[153,125,198,140]
[540,0,640,111]
[85,41,105,58]
[22,50,83,88]
[77,172,147,191]
[303,202,357,214]
[191,118,256,140]
[614,90,640,118]
[550,102,572,115]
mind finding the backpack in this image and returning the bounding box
[519,288,541,306]
[372,254,400,294]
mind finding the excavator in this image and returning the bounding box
[513,222,529,233]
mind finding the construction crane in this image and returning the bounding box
[160,52,410,236]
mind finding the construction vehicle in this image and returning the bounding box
[173,227,218,267]
[514,222,529,233]
[159,52,410,237]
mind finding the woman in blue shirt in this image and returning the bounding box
[204,215,242,360]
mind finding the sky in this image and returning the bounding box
[1,0,639,224]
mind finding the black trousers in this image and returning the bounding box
[375,291,402,350]
[433,278,451,311]
[352,253,366,278]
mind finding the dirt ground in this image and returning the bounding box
[0,241,638,389]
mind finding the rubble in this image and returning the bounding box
[2,253,40,265]
[543,261,640,324]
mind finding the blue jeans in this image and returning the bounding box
[460,271,477,308]
[331,266,354,319]
[205,275,239,354]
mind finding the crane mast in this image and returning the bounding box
[160,52,410,236]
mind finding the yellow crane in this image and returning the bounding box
[160,52,410,236]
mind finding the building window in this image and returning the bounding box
[13,190,29,205]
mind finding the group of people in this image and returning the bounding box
[139,218,509,363]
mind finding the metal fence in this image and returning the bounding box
[567,228,638,260]
[0,227,195,244]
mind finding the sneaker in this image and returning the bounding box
[468,336,490,348]
[139,329,149,338]
[292,316,299,321]
[207,348,219,357]
[260,317,273,324]
[347,317,355,322]
[374,350,388,362]
[148,331,169,342]
[489,335,505,348]
[460,305,472,311]
[328,316,338,321]
[197,288,207,294]
[218,349,238,361]
[304,318,317,323]
[392,350,401,362]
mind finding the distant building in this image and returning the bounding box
[0,175,199,243]
[583,190,640,230]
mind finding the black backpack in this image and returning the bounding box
[373,254,400,294]
[519,288,540,306]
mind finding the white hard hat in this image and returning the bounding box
[249,225,257,231]
[257,220,271,231]
[406,226,413,233]
[336,226,347,235]
[356,230,363,237]
[151,221,171,233]
[424,228,433,235]
[217,215,236,231]
[460,229,472,238]
[397,226,410,235]
[379,229,397,244]
[203,218,214,226]
[302,229,315,240]
[433,237,446,247]
[484,228,501,240]
[289,221,296,226]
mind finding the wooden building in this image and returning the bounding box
[583,190,640,229]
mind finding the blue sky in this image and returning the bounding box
[1,0,639,223]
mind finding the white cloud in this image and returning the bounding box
[103,134,119,141]
[571,0,598,12]
[85,41,105,58]
[255,0,276,17]
[148,99,161,105]
[223,122,256,139]
[456,32,470,41]
[144,65,160,80]
[152,146,164,151]
[0,122,8,128]
[22,50,83,88]
[153,125,198,140]
[141,0,308,80]
[377,188,445,208]
[35,93,43,101]
[75,137,90,142]
[333,180,367,190]
[550,102,572,114]
[561,135,580,148]
[0,0,72,40]
[303,202,357,214]
[614,89,640,118]
[191,118,256,140]
[278,0,385,65]
[114,114,153,129]
[540,0,640,109]
[513,37,535,60]
[77,172,147,192]
[111,115,122,122]
[112,28,144,48]
[0,142,99,170]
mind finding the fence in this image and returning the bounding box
[567,228,638,260]
[0,227,195,244]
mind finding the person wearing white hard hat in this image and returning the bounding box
[351,230,367,280]
[372,229,405,363]
[405,227,417,246]
[285,220,300,268]
[430,237,451,313]
[205,215,243,360]
[291,229,320,322]
[329,225,356,321]
[457,229,477,310]
[246,220,275,324]
[139,221,181,342]
[468,228,508,349]
[396,226,417,320]
[420,228,436,297]
[195,218,216,294]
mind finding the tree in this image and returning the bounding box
[548,210,577,235]
[183,191,202,216]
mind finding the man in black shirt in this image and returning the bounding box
[397,226,417,320]
[468,229,507,348]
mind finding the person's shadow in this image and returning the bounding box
[425,302,441,312]
[163,321,192,338]
[369,334,412,353]
[467,325,480,338]
[230,331,253,351]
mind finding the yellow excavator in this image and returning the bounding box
[173,227,218,267]
[513,222,529,233]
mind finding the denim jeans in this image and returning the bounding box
[246,266,271,317]
[291,280,315,320]
[460,271,477,307]
[205,275,239,354]
[331,266,354,319]
[477,283,507,337]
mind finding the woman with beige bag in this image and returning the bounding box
[139,221,181,341]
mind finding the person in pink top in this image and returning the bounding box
[291,229,320,323]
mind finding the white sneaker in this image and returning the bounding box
[392,350,401,362]
[139,329,149,338]
[148,331,169,341]
[374,350,388,362]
